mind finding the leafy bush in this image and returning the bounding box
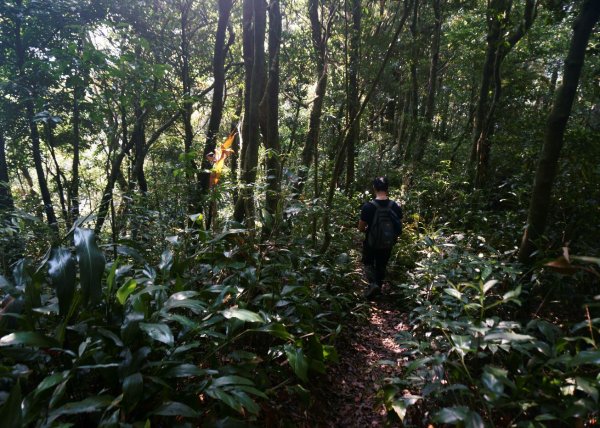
[0,210,355,426]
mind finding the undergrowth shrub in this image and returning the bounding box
[383,229,600,427]
[0,207,356,426]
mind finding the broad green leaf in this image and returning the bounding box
[484,332,534,342]
[116,279,137,305]
[35,372,69,396]
[483,280,498,294]
[0,332,59,348]
[47,248,76,316]
[575,377,598,403]
[221,308,264,323]
[464,410,485,428]
[434,406,469,424]
[284,344,308,382]
[0,381,22,428]
[74,228,106,307]
[139,322,174,346]
[207,388,243,413]
[48,396,113,423]
[152,401,199,418]
[391,399,408,421]
[164,364,209,378]
[230,390,260,415]
[212,376,254,388]
[163,292,205,313]
[122,373,143,411]
[502,285,521,302]
[158,250,173,273]
[444,288,462,300]
[106,259,119,297]
[254,323,293,340]
[570,350,600,367]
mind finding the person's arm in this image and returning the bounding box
[358,219,367,232]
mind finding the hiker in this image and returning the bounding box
[358,176,403,298]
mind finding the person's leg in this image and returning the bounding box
[362,240,376,282]
[362,241,379,298]
[374,248,392,287]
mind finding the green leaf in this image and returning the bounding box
[221,308,264,323]
[122,373,143,411]
[35,372,69,396]
[444,288,463,300]
[74,228,106,307]
[116,279,137,305]
[48,395,113,423]
[434,406,469,424]
[158,250,174,273]
[152,401,199,418]
[483,280,498,294]
[106,259,119,297]
[575,377,598,403]
[139,322,174,346]
[254,323,293,340]
[484,332,534,342]
[570,350,600,367]
[0,332,59,348]
[391,399,408,421]
[164,364,209,378]
[0,381,22,428]
[502,285,521,302]
[230,390,260,415]
[212,376,254,388]
[48,248,77,316]
[207,388,243,413]
[164,291,205,313]
[284,344,308,382]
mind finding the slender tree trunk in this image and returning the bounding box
[234,0,255,223]
[414,0,442,162]
[0,132,14,211]
[345,0,361,192]
[518,0,600,263]
[12,7,58,230]
[199,0,234,196]
[262,0,282,229]
[70,37,84,223]
[296,0,330,195]
[404,0,420,161]
[179,0,200,211]
[236,0,266,227]
[45,125,70,227]
[473,0,536,186]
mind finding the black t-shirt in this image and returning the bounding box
[360,199,403,234]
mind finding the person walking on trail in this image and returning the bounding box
[358,177,403,299]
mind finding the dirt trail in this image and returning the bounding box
[321,293,410,427]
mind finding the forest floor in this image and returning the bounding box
[317,283,411,427]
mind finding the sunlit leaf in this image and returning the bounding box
[0,332,59,348]
[116,279,137,305]
[222,308,264,323]
[47,248,76,316]
[139,322,174,346]
[74,228,106,307]
[284,344,308,382]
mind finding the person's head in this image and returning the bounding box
[372,176,389,193]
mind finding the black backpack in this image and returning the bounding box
[367,200,402,249]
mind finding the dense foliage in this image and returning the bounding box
[1,0,599,426]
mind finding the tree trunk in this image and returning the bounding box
[413,0,442,162]
[403,0,420,161]
[236,0,266,227]
[233,0,255,223]
[296,0,330,195]
[472,0,536,186]
[199,0,234,196]
[345,0,361,192]
[70,37,84,224]
[12,6,58,230]
[179,0,200,211]
[0,132,14,211]
[262,0,282,230]
[518,0,600,263]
